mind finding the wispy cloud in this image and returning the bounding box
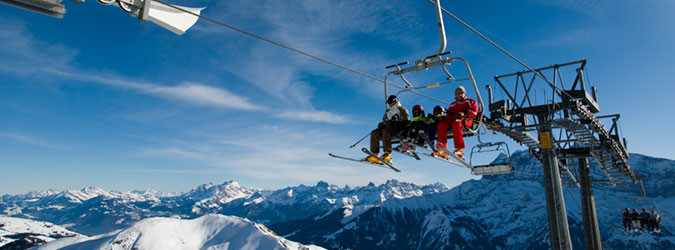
[145,82,264,111]
[529,0,613,19]
[49,67,351,122]
[226,53,316,109]
[0,15,364,125]
[0,16,264,112]
[133,124,410,186]
[143,147,212,161]
[131,168,223,175]
[44,69,265,111]
[0,132,63,150]
[275,110,351,124]
[530,27,605,48]
[198,0,428,106]
[0,17,77,74]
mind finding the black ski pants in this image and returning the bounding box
[371,122,403,154]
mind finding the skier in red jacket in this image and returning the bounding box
[435,86,478,159]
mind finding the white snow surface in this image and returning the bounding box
[0,215,81,248]
[1,186,168,210]
[261,180,449,206]
[187,181,258,212]
[35,214,324,250]
[3,151,672,249]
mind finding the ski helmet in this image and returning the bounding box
[433,105,444,115]
[412,105,423,117]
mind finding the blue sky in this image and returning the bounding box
[1,0,674,195]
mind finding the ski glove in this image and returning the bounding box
[455,112,466,118]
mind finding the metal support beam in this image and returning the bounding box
[579,158,602,250]
[538,119,572,250]
[495,60,586,79]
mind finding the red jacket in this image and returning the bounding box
[447,96,478,120]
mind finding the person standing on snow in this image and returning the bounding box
[631,209,640,231]
[652,210,661,232]
[622,208,632,231]
[365,95,409,164]
[648,210,657,232]
[640,208,650,232]
[435,86,478,159]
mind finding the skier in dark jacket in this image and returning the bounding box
[404,105,445,147]
[640,208,650,232]
[403,104,426,145]
[420,105,445,147]
[365,95,409,164]
[622,208,632,231]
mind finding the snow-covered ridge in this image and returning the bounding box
[1,179,449,217]
[35,214,324,250]
[265,151,675,249]
[0,215,82,248]
[1,179,450,236]
[260,180,449,206]
[184,180,256,202]
[1,186,172,205]
[1,151,673,249]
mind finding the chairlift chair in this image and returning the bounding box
[380,0,513,174]
[469,140,514,175]
[331,0,513,176]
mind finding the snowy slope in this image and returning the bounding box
[185,181,258,215]
[0,215,81,249]
[0,180,449,235]
[268,151,675,249]
[2,151,674,249]
[34,214,323,250]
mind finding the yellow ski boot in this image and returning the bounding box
[382,152,392,163]
[435,149,449,159]
[364,153,381,164]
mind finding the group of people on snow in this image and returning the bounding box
[622,208,661,233]
[365,86,478,164]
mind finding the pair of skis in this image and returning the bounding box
[401,133,471,169]
[328,138,426,172]
[329,131,474,172]
[328,148,401,172]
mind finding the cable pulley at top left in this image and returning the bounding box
[0,0,204,35]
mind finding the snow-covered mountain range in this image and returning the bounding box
[0,179,449,236]
[33,214,322,250]
[1,151,674,249]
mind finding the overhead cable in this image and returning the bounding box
[426,0,575,100]
[154,0,451,105]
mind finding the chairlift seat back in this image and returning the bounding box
[472,164,513,175]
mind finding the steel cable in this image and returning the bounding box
[426,0,576,101]
[154,0,451,105]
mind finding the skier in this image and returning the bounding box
[420,105,445,147]
[652,210,661,232]
[403,104,426,145]
[640,208,650,232]
[631,209,640,231]
[365,95,409,164]
[622,208,632,231]
[435,86,478,159]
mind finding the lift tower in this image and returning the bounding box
[487,60,636,250]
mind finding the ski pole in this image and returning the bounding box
[349,132,370,148]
